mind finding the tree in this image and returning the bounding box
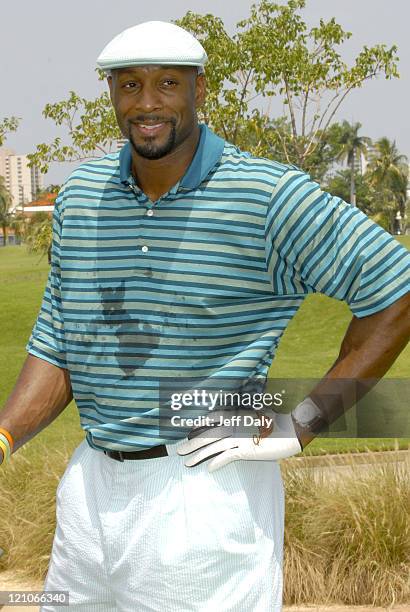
[241,117,352,182]
[176,0,399,173]
[0,177,13,246]
[334,121,371,205]
[389,169,409,233]
[29,1,399,178]
[325,169,373,215]
[10,211,53,260]
[46,184,62,194]
[0,117,20,147]
[325,138,409,233]
[28,89,122,174]
[23,212,53,259]
[366,138,408,232]
[34,185,61,199]
[367,138,407,186]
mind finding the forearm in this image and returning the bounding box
[293,292,410,449]
[0,354,73,458]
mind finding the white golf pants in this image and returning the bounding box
[40,438,285,611]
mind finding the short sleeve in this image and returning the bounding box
[265,168,410,317]
[26,192,67,367]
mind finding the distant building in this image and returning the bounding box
[19,191,56,217]
[0,147,44,211]
[360,144,378,175]
[352,151,365,175]
[345,145,378,176]
[1,191,55,246]
[337,144,377,177]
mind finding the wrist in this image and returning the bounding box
[291,416,316,450]
[291,397,328,450]
[0,427,14,464]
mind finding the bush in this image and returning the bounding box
[24,214,52,258]
[370,211,390,232]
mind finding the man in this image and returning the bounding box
[0,20,409,612]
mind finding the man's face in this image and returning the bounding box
[108,65,206,160]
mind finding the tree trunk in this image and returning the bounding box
[390,212,395,235]
[2,224,7,246]
[350,150,356,206]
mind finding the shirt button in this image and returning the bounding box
[146,209,154,217]
[141,245,149,253]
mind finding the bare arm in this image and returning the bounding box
[293,292,410,448]
[0,354,73,460]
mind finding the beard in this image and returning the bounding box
[127,118,178,160]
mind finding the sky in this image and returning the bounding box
[1,0,409,185]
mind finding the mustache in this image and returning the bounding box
[129,116,177,125]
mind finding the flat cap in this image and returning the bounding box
[96,21,208,72]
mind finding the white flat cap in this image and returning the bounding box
[96,21,208,72]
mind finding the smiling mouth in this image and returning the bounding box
[133,122,168,137]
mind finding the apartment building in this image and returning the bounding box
[0,147,44,211]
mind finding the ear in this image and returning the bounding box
[195,74,206,109]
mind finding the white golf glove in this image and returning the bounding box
[176,408,302,472]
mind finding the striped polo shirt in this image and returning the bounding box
[27,124,410,452]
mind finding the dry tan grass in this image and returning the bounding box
[282,453,410,607]
[0,440,72,581]
[0,448,409,606]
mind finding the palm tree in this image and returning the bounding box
[0,176,13,246]
[367,138,408,233]
[386,166,409,234]
[367,137,407,185]
[336,121,372,206]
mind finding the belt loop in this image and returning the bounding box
[118,451,124,462]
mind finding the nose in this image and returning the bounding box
[135,82,162,113]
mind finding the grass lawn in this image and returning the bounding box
[0,241,409,457]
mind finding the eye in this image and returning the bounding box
[123,81,138,89]
[162,79,177,87]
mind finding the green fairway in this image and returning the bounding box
[0,247,85,461]
[0,241,409,456]
[0,247,50,394]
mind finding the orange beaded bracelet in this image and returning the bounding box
[0,427,14,453]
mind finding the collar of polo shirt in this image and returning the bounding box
[119,124,225,192]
